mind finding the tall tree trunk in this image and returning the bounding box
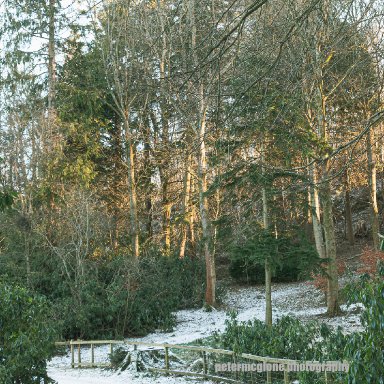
[261,141,272,327]
[189,176,196,252]
[158,1,172,254]
[367,126,380,249]
[124,116,139,258]
[143,125,152,239]
[344,170,354,246]
[180,153,192,259]
[188,0,215,305]
[321,161,340,316]
[314,20,339,315]
[110,113,123,249]
[163,187,172,253]
[47,0,56,143]
[197,97,216,306]
[309,163,326,259]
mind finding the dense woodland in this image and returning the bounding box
[1,0,384,382]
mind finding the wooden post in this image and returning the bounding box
[78,343,81,368]
[164,345,170,374]
[70,341,74,368]
[202,351,208,376]
[284,364,289,384]
[267,370,272,384]
[110,343,113,355]
[91,344,94,367]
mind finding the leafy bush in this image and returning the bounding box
[0,189,17,211]
[229,229,321,283]
[212,313,347,360]
[54,252,205,339]
[344,263,384,384]
[0,283,57,384]
[210,313,348,384]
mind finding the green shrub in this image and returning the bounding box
[53,252,205,339]
[0,283,57,384]
[210,313,347,384]
[229,229,321,283]
[212,313,347,360]
[344,263,384,384]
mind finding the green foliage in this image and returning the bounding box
[229,229,321,283]
[344,264,384,384]
[211,313,348,384]
[213,313,347,360]
[0,190,17,212]
[48,252,205,339]
[0,283,57,384]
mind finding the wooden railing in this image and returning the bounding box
[55,340,348,384]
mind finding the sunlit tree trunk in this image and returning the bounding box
[314,7,340,315]
[158,2,172,254]
[309,163,326,259]
[188,0,216,306]
[180,153,192,259]
[367,125,380,249]
[123,115,139,258]
[344,170,354,246]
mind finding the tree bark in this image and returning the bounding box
[179,153,192,258]
[313,14,340,315]
[321,161,340,316]
[367,126,380,249]
[262,141,272,327]
[197,98,216,307]
[143,117,152,239]
[309,163,326,259]
[344,170,354,246]
[189,176,196,252]
[188,0,216,306]
[158,1,172,254]
[47,0,56,143]
[124,115,139,258]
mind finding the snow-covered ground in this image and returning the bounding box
[48,281,363,383]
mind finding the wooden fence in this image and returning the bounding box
[55,340,348,384]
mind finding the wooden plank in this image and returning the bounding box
[241,353,297,364]
[68,340,124,345]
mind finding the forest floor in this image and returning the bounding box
[47,277,363,384]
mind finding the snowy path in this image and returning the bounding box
[48,281,362,383]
